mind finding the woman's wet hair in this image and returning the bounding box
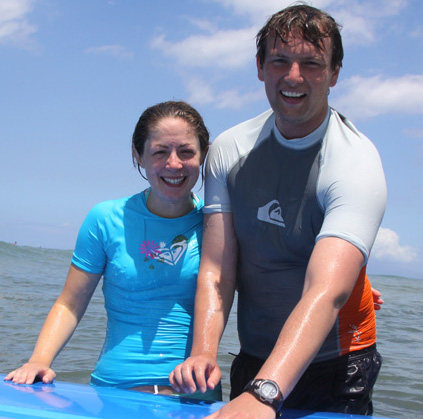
[256,4,343,71]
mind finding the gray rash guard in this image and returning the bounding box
[204,108,387,362]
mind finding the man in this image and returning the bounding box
[170,5,387,418]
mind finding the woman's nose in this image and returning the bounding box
[166,151,183,169]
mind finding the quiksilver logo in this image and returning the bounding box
[257,200,285,227]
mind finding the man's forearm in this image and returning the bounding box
[191,212,238,357]
[256,286,342,397]
[255,237,365,398]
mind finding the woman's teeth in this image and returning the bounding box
[164,177,184,184]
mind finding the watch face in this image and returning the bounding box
[261,382,278,399]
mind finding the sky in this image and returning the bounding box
[1,0,422,279]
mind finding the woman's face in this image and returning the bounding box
[137,117,205,217]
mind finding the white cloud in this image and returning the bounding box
[151,0,408,82]
[403,127,423,139]
[0,0,36,46]
[211,0,407,45]
[332,75,423,119]
[185,76,216,105]
[410,26,423,39]
[333,11,375,45]
[215,88,264,110]
[372,227,419,263]
[0,0,32,22]
[185,76,263,109]
[331,0,407,45]
[151,27,256,70]
[84,45,133,59]
[211,0,294,24]
[185,17,220,33]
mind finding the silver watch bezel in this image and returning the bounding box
[258,379,279,401]
[244,378,284,415]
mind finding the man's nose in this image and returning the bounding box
[285,62,302,84]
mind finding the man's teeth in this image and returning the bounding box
[164,177,184,184]
[282,91,304,98]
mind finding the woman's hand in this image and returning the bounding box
[371,287,384,311]
[4,362,56,385]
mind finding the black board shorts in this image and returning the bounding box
[230,344,382,416]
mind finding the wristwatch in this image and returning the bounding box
[244,378,284,417]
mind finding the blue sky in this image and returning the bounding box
[1,0,422,279]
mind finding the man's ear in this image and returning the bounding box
[330,65,341,88]
[257,56,265,82]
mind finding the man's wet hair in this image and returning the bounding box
[256,3,343,70]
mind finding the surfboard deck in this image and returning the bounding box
[0,375,398,419]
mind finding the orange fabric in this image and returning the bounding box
[338,266,377,355]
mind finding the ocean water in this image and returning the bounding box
[0,241,422,419]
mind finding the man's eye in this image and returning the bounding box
[304,61,320,67]
[273,58,288,65]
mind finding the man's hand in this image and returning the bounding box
[205,392,276,419]
[169,354,221,394]
[4,362,56,385]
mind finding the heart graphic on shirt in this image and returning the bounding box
[154,240,188,266]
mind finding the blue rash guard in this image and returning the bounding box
[71,189,203,389]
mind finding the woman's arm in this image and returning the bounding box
[4,265,101,384]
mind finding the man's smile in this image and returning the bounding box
[281,90,306,99]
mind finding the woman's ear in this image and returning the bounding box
[201,145,209,165]
[132,145,144,168]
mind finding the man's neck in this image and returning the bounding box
[275,106,330,140]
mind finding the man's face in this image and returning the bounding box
[257,31,340,139]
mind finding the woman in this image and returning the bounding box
[5,101,221,400]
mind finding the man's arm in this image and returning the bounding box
[169,212,238,394]
[257,237,364,394]
[205,236,364,418]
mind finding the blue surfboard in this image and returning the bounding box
[0,375,398,419]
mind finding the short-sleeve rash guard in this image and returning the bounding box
[72,190,203,388]
[204,108,387,362]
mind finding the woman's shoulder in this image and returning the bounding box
[192,193,204,211]
[87,193,143,219]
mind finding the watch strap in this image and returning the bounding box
[244,379,284,417]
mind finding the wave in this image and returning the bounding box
[0,240,73,268]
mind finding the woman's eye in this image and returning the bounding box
[180,150,195,157]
